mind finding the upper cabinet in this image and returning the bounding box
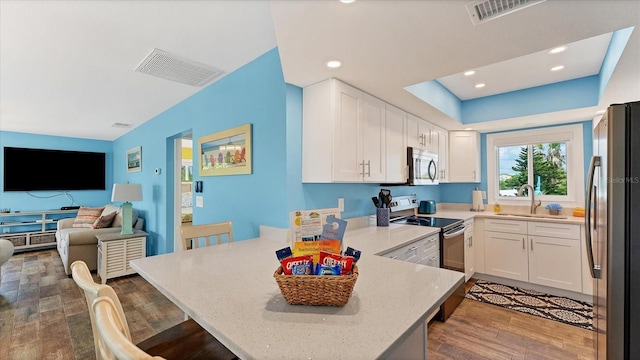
[448,130,481,183]
[434,126,448,183]
[302,79,387,183]
[407,114,438,154]
[385,104,407,183]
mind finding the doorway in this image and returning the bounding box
[173,135,194,252]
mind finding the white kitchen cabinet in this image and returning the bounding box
[436,126,449,182]
[483,218,583,292]
[527,222,582,292]
[448,131,481,183]
[407,113,438,154]
[382,232,440,268]
[302,78,386,183]
[485,230,529,282]
[464,219,475,281]
[385,104,407,183]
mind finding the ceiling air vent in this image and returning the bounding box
[134,49,223,87]
[111,122,132,128]
[466,0,546,25]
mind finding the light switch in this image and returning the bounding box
[196,196,204,208]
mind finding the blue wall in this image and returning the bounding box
[112,48,289,255]
[0,131,113,210]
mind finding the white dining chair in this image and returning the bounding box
[93,296,164,360]
[71,260,239,360]
[179,221,233,250]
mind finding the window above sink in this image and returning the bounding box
[486,124,585,208]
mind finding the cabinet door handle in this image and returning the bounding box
[522,237,525,249]
[390,255,398,260]
[469,236,473,247]
[408,246,419,251]
[366,160,371,177]
[360,161,365,177]
[530,238,533,251]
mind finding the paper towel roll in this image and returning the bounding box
[472,190,484,211]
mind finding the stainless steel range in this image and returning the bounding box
[389,194,466,321]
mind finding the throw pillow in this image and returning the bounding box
[72,206,105,228]
[92,212,117,229]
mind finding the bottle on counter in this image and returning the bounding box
[493,202,501,213]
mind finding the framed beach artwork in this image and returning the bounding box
[198,123,252,176]
[126,146,142,172]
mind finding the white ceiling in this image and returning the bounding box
[1,1,639,140]
[436,32,613,101]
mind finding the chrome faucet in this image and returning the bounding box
[518,184,541,214]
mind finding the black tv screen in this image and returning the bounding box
[4,147,106,191]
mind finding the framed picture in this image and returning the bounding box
[126,146,142,172]
[198,123,252,176]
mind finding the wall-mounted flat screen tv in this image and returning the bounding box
[3,147,106,191]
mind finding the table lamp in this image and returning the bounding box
[111,183,142,235]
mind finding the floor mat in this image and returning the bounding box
[465,280,593,330]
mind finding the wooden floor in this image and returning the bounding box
[0,249,595,360]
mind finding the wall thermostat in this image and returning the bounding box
[154,168,161,175]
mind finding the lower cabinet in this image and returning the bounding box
[484,219,582,292]
[382,232,440,268]
[485,230,529,282]
[463,219,475,281]
[528,235,581,292]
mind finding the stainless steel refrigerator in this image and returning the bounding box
[586,101,640,360]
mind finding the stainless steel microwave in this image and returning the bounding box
[407,147,439,185]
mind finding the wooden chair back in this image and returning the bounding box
[93,296,164,360]
[71,261,132,360]
[179,221,233,251]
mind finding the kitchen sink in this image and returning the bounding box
[495,212,568,219]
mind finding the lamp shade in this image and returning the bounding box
[111,183,142,202]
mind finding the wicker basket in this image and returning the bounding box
[273,265,358,306]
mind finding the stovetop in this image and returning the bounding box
[391,216,462,230]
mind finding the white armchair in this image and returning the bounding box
[0,239,14,281]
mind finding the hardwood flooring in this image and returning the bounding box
[0,249,595,360]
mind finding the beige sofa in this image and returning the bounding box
[56,204,144,275]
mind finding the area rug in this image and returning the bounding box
[465,280,593,330]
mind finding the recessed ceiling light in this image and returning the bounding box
[595,110,606,115]
[551,65,565,71]
[464,127,473,130]
[326,60,342,68]
[340,0,356,3]
[464,70,476,76]
[548,46,567,54]
[475,83,486,88]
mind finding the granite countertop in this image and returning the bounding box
[343,219,440,255]
[130,227,463,360]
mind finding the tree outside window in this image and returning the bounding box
[499,142,567,197]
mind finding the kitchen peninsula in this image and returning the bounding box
[131,223,463,359]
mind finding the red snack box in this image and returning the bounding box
[281,255,314,275]
[319,251,354,275]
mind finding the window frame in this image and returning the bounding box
[486,124,584,208]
